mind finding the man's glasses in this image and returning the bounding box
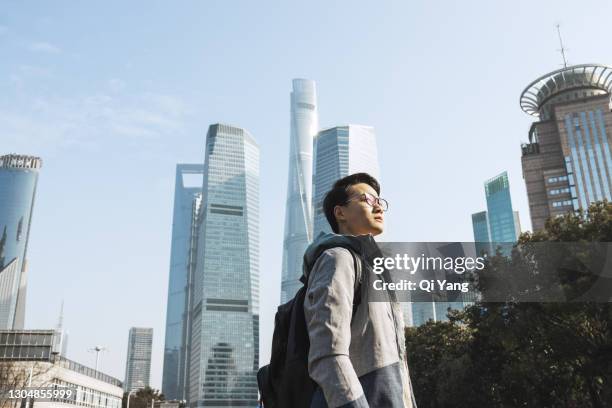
[345,192,389,212]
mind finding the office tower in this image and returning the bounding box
[280,79,319,303]
[162,164,204,400]
[485,172,521,242]
[312,125,381,237]
[124,327,153,392]
[520,64,612,231]
[0,154,42,330]
[471,172,521,249]
[471,211,490,242]
[188,124,259,408]
[471,211,492,257]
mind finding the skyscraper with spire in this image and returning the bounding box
[280,79,319,303]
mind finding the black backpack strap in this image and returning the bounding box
[348,248,362,315]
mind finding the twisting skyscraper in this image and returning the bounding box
[0,154,42,330]
[280,79,319,303]
[188,124,260,408]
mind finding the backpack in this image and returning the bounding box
[257,243,363,408]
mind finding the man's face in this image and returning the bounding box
[334,182,385,236]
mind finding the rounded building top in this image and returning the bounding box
[0,154,42,170]
[520,64,612,118]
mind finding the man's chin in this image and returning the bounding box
[369,224,384,236]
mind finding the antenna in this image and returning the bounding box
[556,24,568,68]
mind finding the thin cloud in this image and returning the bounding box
[0,90,191,154]
[28,41,61,54]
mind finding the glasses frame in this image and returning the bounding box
[344,192,389,212]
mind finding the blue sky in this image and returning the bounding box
[2,0,612,389]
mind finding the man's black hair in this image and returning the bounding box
[323,172,381,233]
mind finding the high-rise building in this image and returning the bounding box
[188,124,259,408]
[471,172,521,251]
[162,164,204,400]
[485,172,521,243]
[312,125,380,237]
[280,79,319,303]
[124,327,153,392]
[471,211,492,256]
[520,64,612,231]
[0,154,42,330]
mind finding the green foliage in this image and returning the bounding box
[405,202,612,408]
[122,386,164,408]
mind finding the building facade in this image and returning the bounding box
[484,172,521,243]
[471,172,521,257]
[162,164,204,401]
[0,329,123,408]
[280,79,319,304]
[0,154,42,330]
[520,64,612,230]
[124,327,153,392]
[188,124,259,408]
[312,125,381,237]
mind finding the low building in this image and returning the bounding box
[0,329,123,408]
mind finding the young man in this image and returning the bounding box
[303,173,416,407]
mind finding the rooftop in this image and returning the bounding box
[520,64,612,117]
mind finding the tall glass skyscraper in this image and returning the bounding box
[471,211,492,256]
[124,327,153,392]
[520,64,612,230]
[0,154,42,330]
[485,172,520,243]
[312,125,380,237]
[280,79,319,304]
[162,164,204,401]
[471,172,521,249]
[188,124,259,408]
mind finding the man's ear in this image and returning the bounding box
[333,205,346,224]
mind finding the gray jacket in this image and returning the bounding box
[302,233,416,408]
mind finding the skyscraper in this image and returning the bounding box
[312,125,380,237]
[162,164,204,400]
[471,211,492,257]
[471,172,520,257]
[484,172,521,243]
[188,124,259,408]
[520,64,612,230]
[124,327,153,392]
[0,154,42,330]
[280,79,319,303]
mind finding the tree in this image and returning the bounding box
[405,202,612,408]
[122,387,164,408]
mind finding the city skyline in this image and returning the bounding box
[3,0,611,388]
